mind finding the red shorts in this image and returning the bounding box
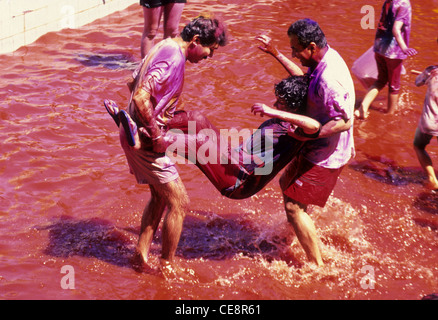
[374,52,403,94]
[280,155,343,207]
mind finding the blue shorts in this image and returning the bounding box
[140,0,186,9]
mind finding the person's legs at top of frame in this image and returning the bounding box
[140,0,186,58]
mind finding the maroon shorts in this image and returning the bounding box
[280,155,343,207]
[374,52,403,94]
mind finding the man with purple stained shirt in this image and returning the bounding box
[256,19,355,266]
[112,15,227,273]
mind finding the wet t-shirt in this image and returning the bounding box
[130,38,185,128]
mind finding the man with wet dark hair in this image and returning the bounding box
[287,18,327,51]
[256,18,355,266]
[180,15,227,47]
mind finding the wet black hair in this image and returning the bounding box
[180,15,228,47]
[274,75,309,113]
[287,18,327,49]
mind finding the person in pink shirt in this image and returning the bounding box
[257,18,355,266]
[106,15,227,274]
[355,0,417,119]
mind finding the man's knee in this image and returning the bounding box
[143,25,159,41]
[177,191,189,212]
[283,196,306,224]
[163,178,189,210]
[284,202,299,223]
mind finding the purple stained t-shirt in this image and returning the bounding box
[303,47,356,169]
[130,38,185,128]
[374,0,412,60]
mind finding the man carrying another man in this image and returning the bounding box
[257,19,355,266]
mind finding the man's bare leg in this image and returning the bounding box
[137,177,188,266]
[141,6,162,58]
[137,185,167,264]
[159,177,189,262]
[162,3,185,39]
[283,195,323,266]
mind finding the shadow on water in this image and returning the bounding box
[75,52,138,70]
[42,212,290,271]
[42,215,137,268]
[349,154,424,186]
[350,155,438,232]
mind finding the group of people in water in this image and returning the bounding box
[103,0,437,272]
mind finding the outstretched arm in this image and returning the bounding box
[251,103,320,134]
[255,35,304,76]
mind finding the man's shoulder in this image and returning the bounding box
[310,48,354,103]
[149,39,184,64]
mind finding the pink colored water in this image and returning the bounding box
[0,0,437,300]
